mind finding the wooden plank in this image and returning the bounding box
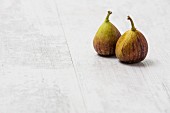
[0,0,170,113]
[56,0,170,113]
[0,0,87,113]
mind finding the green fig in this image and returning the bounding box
[93,11,121,56]
[115,16,148,63]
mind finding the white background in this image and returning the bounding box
[0,0,170,113]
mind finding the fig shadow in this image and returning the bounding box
[97,54,117,59]
[119,59,155,68]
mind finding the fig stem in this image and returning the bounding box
[127,16,136,31]
[105,11,112,22]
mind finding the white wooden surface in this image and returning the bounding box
[0,0,170,113]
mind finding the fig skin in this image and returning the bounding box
[93,11,121,56]
[115,16,148,63]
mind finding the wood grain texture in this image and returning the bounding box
[0,0,86,113]
[0,0,170,113]
[57,0,170,113]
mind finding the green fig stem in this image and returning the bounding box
[127,16,136,31]
[105,11,112,22]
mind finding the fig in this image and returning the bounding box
[93,11,121,56]
[115,16,148,63]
